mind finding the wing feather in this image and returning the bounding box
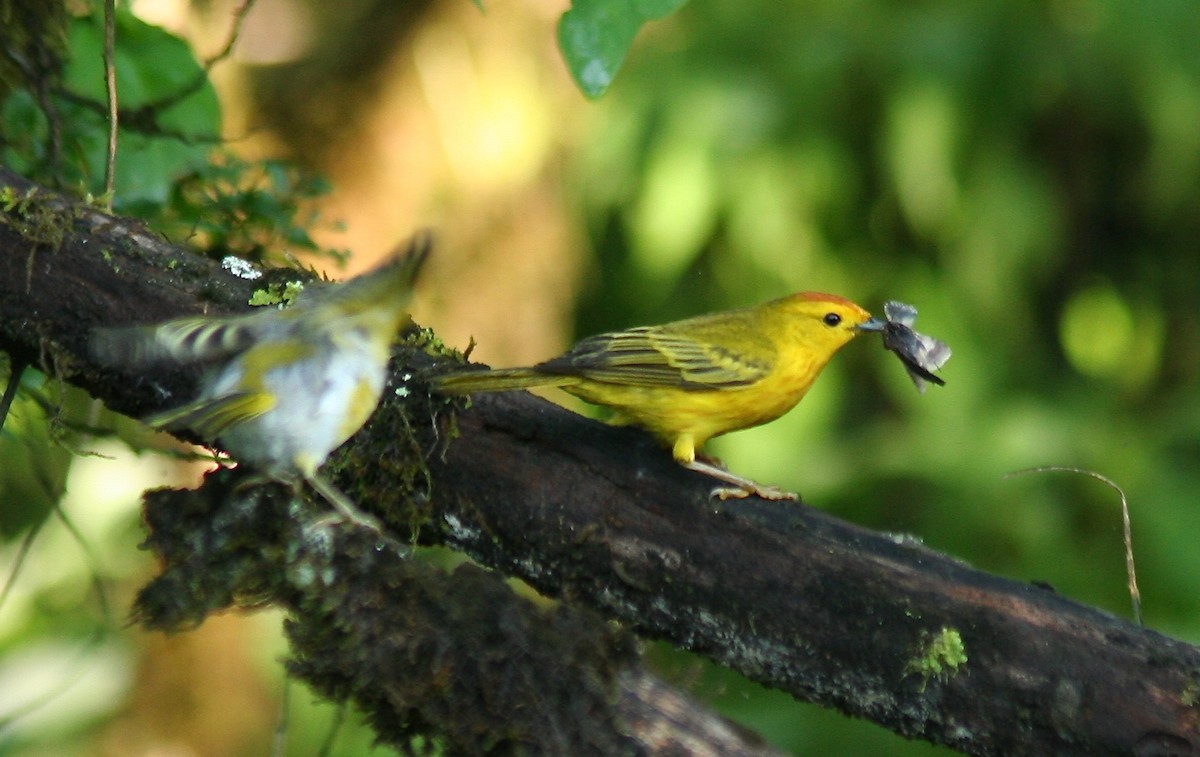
[536,324,772,389]
[145,391,276,439]
[91,314,263,367]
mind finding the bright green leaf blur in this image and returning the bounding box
[1060,283,1164,391]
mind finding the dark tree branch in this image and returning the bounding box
[132,473,777,756]
[3,167,1199,756]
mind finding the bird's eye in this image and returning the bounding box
[822,312,842,327]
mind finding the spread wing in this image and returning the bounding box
[536,324,773,389]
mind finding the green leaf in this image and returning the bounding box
[557,0,689,99]
[62,9,220,209]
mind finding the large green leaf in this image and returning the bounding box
[558,0,690,99]
[61,8,220,209]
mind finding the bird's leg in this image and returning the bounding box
[304,472,384,532]
[230,466,384,531]
[672,434,801,501]
[683,458,799,501]
[672,436,797,501]
[694,450,727,469]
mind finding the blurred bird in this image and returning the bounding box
[92,231,433,527]
[434,292,885,500]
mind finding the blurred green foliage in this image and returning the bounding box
[162,155,350,266]
[0,7,346,266]
[1,6,219,210]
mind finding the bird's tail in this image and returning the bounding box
[315,229,432,315]
[433,367,574,395]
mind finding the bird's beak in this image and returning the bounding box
[856,317,887,332]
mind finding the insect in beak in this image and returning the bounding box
[875,301,952,393]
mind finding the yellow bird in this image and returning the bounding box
[434,292,885,499]
[92,232,432,527]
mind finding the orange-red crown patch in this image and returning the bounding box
[796,291,859,308]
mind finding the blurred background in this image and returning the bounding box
[3,0,1200,753]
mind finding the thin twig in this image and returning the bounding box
[102,0,118,208]
[50,502,114,627]
[50,87,227,144]
[116,0,258,116]
[1005,466,1143,626]
[0,358,26,434]
[271,677,290,757]
[0,517,45,613]
[205,0,258,72]
[317,702,347,757]
[0,8,68,183]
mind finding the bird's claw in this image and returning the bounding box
[711,484,798,501]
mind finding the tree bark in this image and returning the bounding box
[3,167,1199,756]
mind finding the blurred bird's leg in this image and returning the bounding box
[683,458,798,502]
[304,472,384,532]
[229,466,384,531]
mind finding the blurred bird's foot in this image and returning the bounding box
[683,459,798,502]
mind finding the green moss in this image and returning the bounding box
[248,280,305,307]
[404,326,468,361]
[0,186,69,251]
[0,186,41,216]
[1181,675,1200,707]
[906,627,967,691]
[85,191,114,209]
[100,248,120,273]
[0,186,20,209]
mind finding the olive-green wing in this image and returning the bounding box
[537,323,773,389]
[145,390,276,439]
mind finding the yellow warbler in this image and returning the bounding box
[92,232,432,526]
[434,292,884,499]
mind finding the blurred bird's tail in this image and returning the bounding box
[320,229,432,312]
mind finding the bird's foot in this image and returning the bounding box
[711,483,798,501]
[684,458,799,502]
